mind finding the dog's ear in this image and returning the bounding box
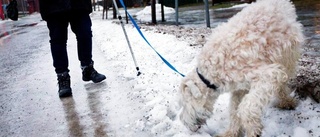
[185,80,202,98]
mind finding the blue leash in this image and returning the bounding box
[118,0,185,77]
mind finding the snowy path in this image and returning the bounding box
[0,7,320,136]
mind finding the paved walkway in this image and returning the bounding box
[0,14,111,136]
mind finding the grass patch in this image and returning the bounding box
[179,2,241,9]
[179,2,204,8]
[211,3,236,9]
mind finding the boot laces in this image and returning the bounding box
[90,69,98,77]
[58,76,70,88]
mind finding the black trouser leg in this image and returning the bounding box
[46,16,69,74]
[70,13,93,67]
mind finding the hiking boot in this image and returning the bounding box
[82,63,106,83]
[57,71,72,97]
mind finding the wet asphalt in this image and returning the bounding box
[0,14,110,136]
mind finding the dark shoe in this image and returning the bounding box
[82,63,106,83]
[57,71,72,97]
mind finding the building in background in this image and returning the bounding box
[1,0,39,15]
[26,0,39,13]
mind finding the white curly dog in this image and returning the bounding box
[179,0,304,136]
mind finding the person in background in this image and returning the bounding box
[39,0,106,98]
[6,0,18,21]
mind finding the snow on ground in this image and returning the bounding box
[91,12,199,136]
[88,4,320,137]
[135,4,175,22]
[215,3,249,11]
[1,3,318,137]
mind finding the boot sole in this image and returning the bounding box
[82,76,106,83]
[59,88,72,98]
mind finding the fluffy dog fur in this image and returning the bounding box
[179,0,304,136]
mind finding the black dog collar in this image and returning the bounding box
[196,68,218,90]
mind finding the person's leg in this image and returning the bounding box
[70,12,106,83]
[46,14,72,97]
[46,15,69,74]
[69,12,93,66]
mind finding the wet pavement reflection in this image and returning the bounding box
[60,75,109,137]
[295,0,320,60]
[84,82,108,137]
[61,98,85,137]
